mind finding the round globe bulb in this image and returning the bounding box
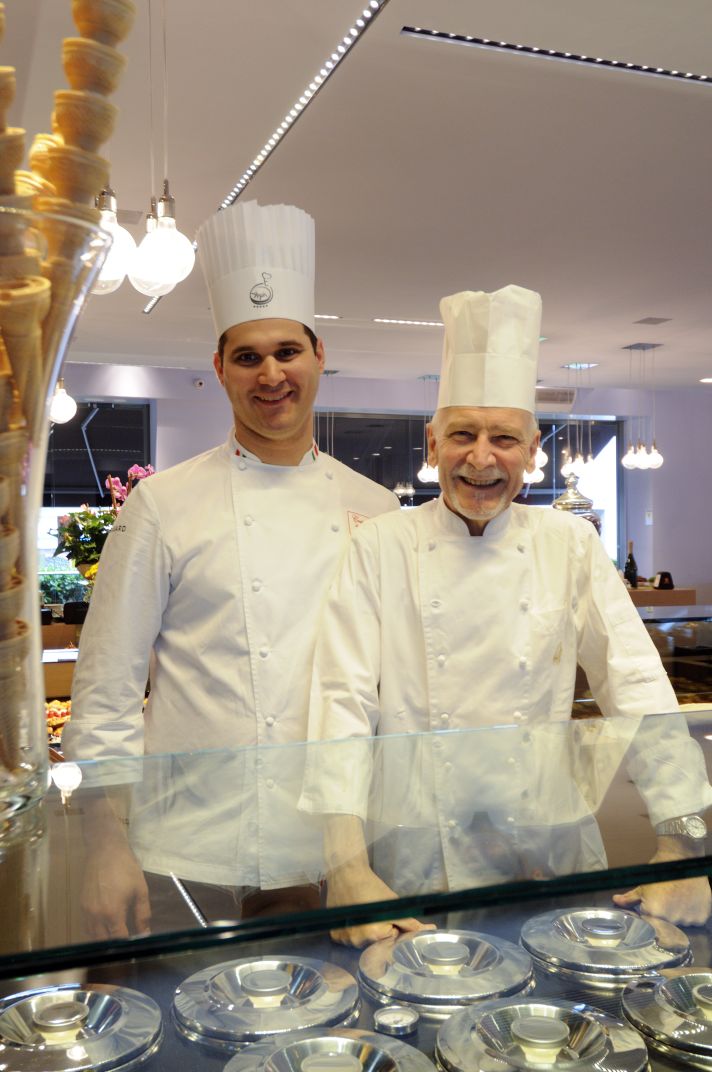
[524,466,545,484]
[560,458,573,477]
[635,443,650,470]
[92,209,137,295]
[648,444,664,469]
[534,447,548,468]
[417,462,439,483]
[571,452,586,477]
[621,444,637,470]
[51,762,83,794]
[50,384,77,423]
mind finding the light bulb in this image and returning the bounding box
[404,482,415,496]
[51,762,83,803]
[571,452,586,477]
[560,458,574,477]
[648,442,664,469]
[92,208,136,294]
[394,482,406,496]
[50,380,77,423]
[417,462,439,483]
[128,217,180,297]
[635,442,650,470]
[534,447,548,468]
[524,467,545,484]
[621,444,637,470]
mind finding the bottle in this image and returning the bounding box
[624,540,638,589]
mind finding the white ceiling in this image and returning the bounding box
[9,0,712,391]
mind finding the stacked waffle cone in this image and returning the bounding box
[0,1,134,783]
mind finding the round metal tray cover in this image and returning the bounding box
[223,1028,436,1072]
[358,930,533,1006]
[435,998,648,1072]
[520,907,690,976]
[173,955,360,1048]
[0,983,162,1072]
[622,970,712,1058]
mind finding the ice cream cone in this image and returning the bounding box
[36,197,100,263]
[0,194,34,258]
[0,430,27,527]
[0,366,12,430]
[28,134,63,182]
[0,128,25,196]
[0,522,18,589]
[0,618,28,679]
[45,144,109,205]
[0,67,15,134]
[14,170,56,207]
[0,278,51,437]
[54,89,117,152]
[72,0,137,47]
[0,253,42,280]
[0,473,8,516]
[0,575,23,640]
[62,37,127,96]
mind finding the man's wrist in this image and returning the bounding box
[654,814,707,840]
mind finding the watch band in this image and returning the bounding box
[654,814,707,840]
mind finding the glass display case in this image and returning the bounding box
[2,711,712,1072]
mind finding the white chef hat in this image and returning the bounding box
[437,285,542,413]
[196,200,315,338]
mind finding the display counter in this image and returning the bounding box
[1,712,712,1071]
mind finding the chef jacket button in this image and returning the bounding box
[431,599,441,609]
[437,654,446,667]
[259,646,269,658]
[331,522,340,533]
[266,778,275,789]
[513,710,523,721]
[447,819,457,829]
[440,712,449,723]
[518,656,528,671]
[519,598,529,612]
[506,816,515,825]
[428,540,436,551]
[238,460,247,471]
[326,470,334,480]
[265,716,275,727]
[444,761,452,772]
[244,515,254,526]
[252,579,262,592]
[517,543,525,554]
[507,755,516,765]
[433,739,442,750]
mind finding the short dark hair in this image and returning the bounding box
[217,323,318,361]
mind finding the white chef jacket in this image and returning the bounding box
[302,497,712,892]
[65,433,398,887]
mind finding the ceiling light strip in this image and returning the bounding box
[220,0,390,209]
[374,317,443,326]
[401,26,712,85]
[143,0,390,314]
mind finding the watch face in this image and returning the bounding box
[685,816,707,838]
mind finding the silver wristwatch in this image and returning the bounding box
[655,814,708,840]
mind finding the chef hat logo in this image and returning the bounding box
[249,272,273,307]
[437,284,542,413]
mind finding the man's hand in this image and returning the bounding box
[324,814,433,947]
[613,876,711,926]
[612,835,711,926]
[79,791,151,939]
[80,838,151,939]
[327,865,429,948]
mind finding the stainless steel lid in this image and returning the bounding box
[435,998,648,1072]
[622,970,712,1065]
[223,1028,436,1072]
[520,907,691,982]
[358,930,533,1015]
[0,984,162,1072]
[173,956,360,1050]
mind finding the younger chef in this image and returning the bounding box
[64,201,398,938]
[301,284,712,946]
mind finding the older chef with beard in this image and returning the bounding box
[65,201,398,938]
[301,284,712,946]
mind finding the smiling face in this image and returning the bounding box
[213,318,324,464]
[427,406,540,535]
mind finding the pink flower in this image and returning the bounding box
[127,464,154,481]
[105,476,128,502]
[57,514,70,526]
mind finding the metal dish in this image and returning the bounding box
[0,983,162,1072]
[520,907,691,989]
[622,970,712,1067]
[435,997,648,1072]
[173,955,360,1051]
[223,1027,436,1072]
[358,930,533,1021]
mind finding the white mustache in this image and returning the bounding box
[456,469,505,482]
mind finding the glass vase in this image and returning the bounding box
[0,207,111,842]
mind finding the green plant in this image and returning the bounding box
[39,572,87,605]
[52,506,117,567]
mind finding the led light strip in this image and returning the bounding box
[401,26,712,85]
[374,317,443,326]
[144,0,390,314]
